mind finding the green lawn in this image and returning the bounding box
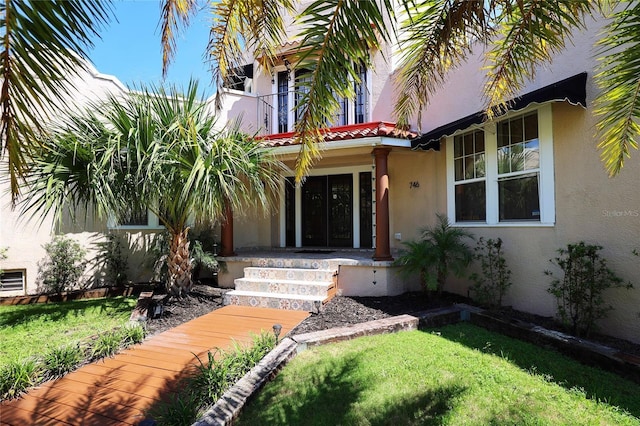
[0,297,137,366]
[238,323,640,425]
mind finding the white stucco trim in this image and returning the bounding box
[270,136,411,156]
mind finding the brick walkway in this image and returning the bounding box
[0,306,309,425]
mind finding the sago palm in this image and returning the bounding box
[21,80,283,296]
[395,214,473,296]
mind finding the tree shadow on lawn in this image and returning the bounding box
[239,352,465,426]
[434,324,640,418]
[0,297,134,328]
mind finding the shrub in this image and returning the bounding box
[94,233,129,286]
[395,214,473,296]
[91,330,123,359]
[42,344,85,379]
[38,235,87,293]
[121,322,146,345]
[0,246,7,275]
[0,359,40,400]
[546,242,633,337]
[469,237,512,309]
[148,332,276,424]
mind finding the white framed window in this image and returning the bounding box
[1,270,25,292]
[107,207,164,230]
[271,62,370,133]
[446,104,555,226]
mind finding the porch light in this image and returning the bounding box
[272,323,282,343]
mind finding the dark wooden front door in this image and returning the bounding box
[301,175,353,247]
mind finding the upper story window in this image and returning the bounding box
[265,61,369,134]
[446,105,555,226]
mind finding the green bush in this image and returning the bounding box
[91,330,123,359]
[469,237,512,309]
[148,332,276,425]
[121,322,146,345]
[42,344,85,380]
[394,214,473,296]
[94,232,129,286]
[38,235,87,293]
[546,242,633,337]
[0,359,40,400]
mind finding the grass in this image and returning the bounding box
[238,323,640,425]
[0,296,137,367]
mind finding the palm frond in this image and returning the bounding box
[484,0,597,117]
[291,0,393,181]
[207,0,294,110]
[394,0,490,128]
[594,1,640,176]
[160,0,198,77]
[0,0,113,201]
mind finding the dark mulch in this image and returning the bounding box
[145,286,640,356]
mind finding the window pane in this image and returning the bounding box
[497,121,510,147]
[455,181,486,222]
[524,139,540,169]
[475,153,485,178]
[498,147,510,174]
[499,173,540,221]
[464,156,475,179]
[455,158,464,181]
[354,62,367,123]
[510,117,523,144]
[475,131,485,152]
[463,133,473,156]
[510,142,525,172]
[277,71,289,133]
[454,136,463,157]
[121,208,148,226]
[524,113,538,140]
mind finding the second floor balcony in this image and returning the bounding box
[256,88,370,136]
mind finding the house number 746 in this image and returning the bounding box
[409,181,420,189]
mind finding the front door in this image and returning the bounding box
[301,175,353,247]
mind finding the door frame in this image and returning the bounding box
[279,165,373,248]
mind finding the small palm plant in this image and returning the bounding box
[395,214,474,296]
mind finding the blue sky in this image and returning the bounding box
[89,1,215,95]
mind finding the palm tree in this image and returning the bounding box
[395,214,473,296]
[21,80,283,296]
[160,0,639,178]
[0,0,114,201]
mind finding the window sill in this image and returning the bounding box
[452,222,555,228]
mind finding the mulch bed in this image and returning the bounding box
[146,285,640,356]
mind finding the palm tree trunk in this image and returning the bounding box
[168,227,192,297]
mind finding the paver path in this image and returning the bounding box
[0,306,309,425]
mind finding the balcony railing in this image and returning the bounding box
[256,89,370,136]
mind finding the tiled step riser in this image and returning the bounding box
[223,293,322,313]
[234,278,333,296]
[250,258,338,271]
[243,267,335,282]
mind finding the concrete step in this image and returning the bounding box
[243,267,336,282]
[223,290,325,313]
[234,278,333,297]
